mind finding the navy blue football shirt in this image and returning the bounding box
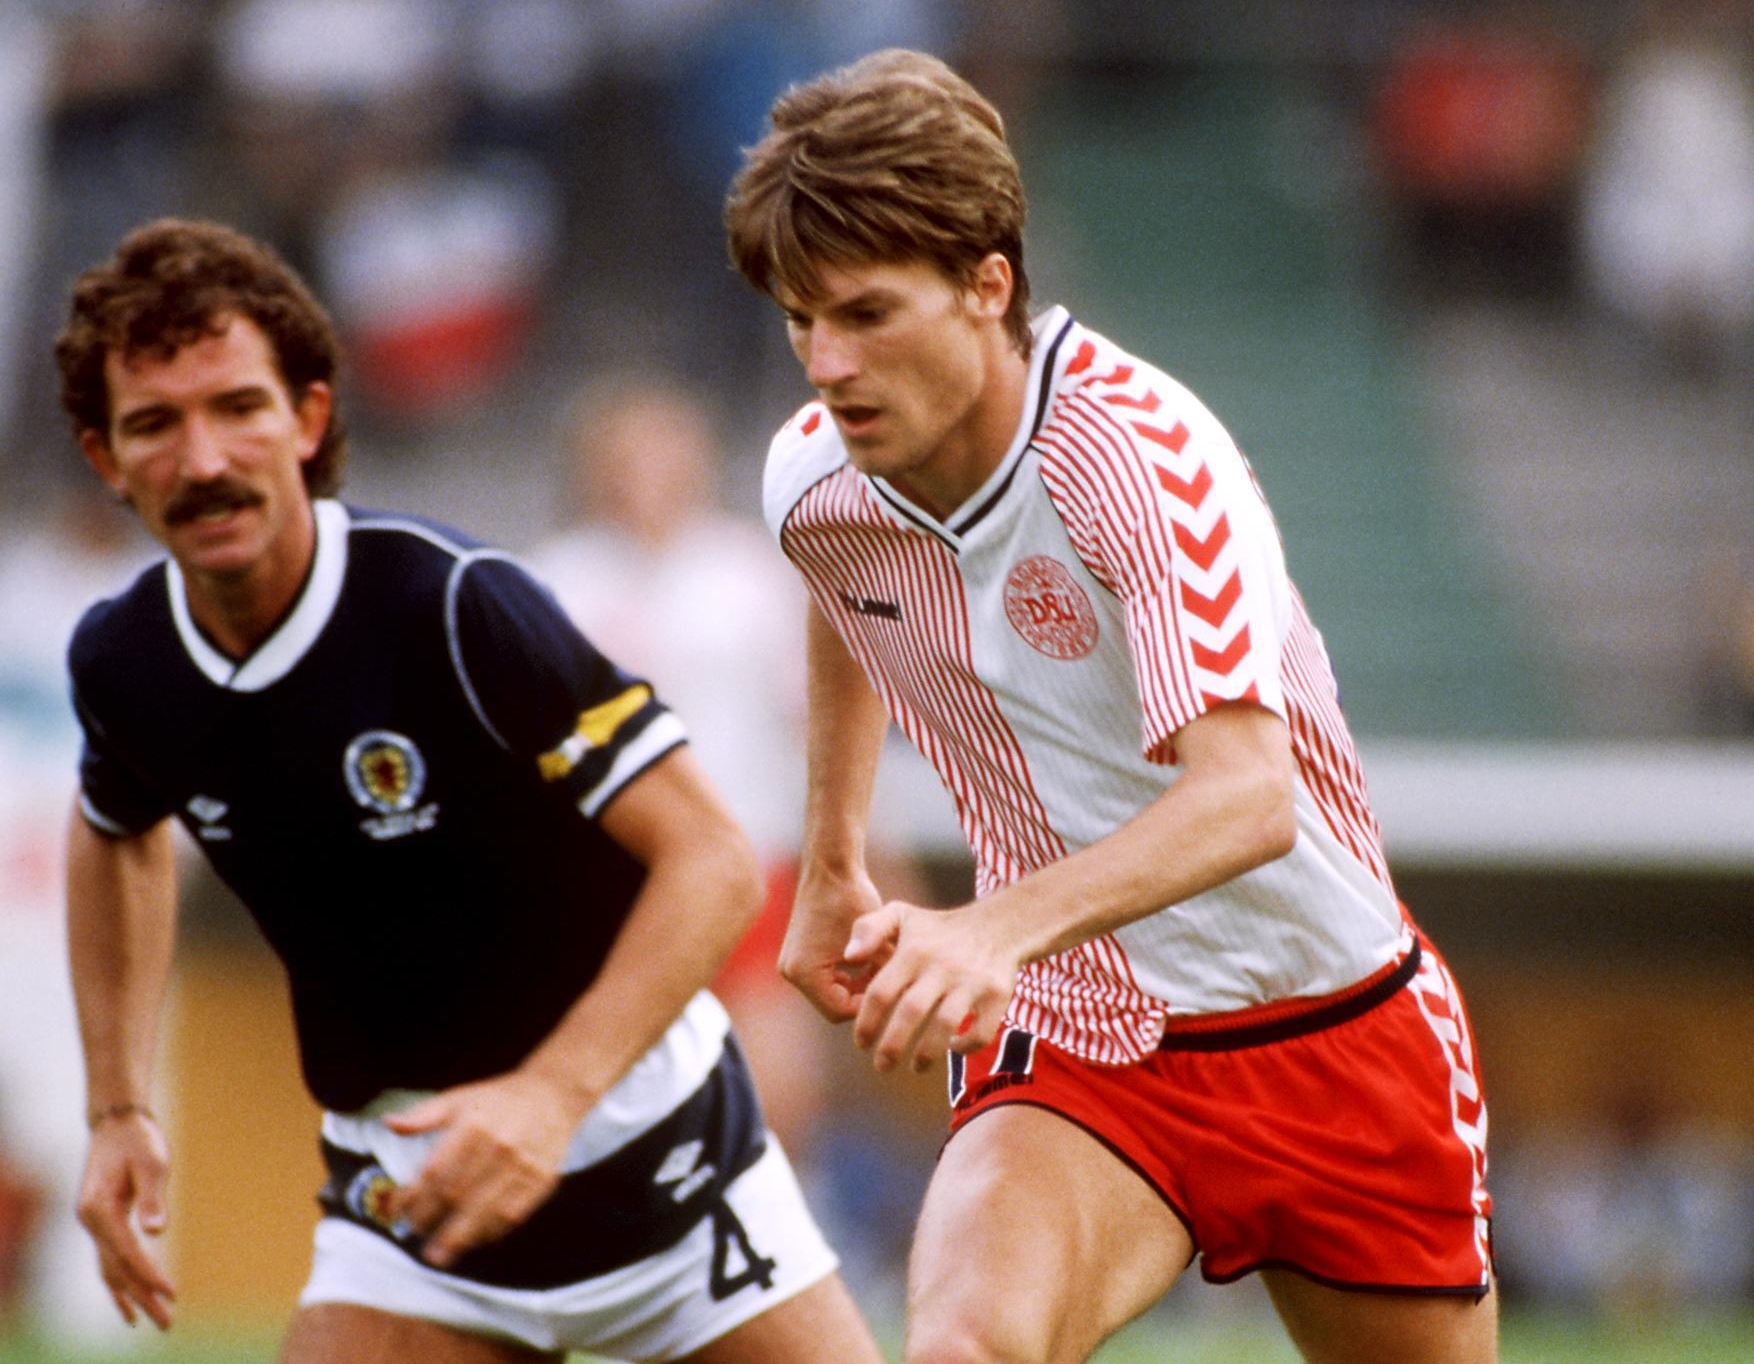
[69,500,688,1112]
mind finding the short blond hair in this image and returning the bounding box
[725,49,1032,354]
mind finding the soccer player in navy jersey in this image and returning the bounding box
[54,218,882,1364]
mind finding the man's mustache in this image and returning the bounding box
[163,480,263,527]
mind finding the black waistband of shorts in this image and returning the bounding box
[1158,940,1423,1053]
[318,1037,768,1289]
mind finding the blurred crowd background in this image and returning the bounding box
[1,0,1752,1355]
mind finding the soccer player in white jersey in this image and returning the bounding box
[726,49,1497,1364]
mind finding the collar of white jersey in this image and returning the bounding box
[167,498,349,692]
[866,305,1075,543]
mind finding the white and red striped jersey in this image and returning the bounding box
[764,307,1412,1066]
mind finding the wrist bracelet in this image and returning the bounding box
[87,1101,155,1130]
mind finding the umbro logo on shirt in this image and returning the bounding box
[186,794,232,841]
[654,1139,717,1202]
[838,591,902,621]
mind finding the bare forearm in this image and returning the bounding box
[518,750,763,1114]
[846,706,1299,1073]
[65,808,178,1114]
[984,741,1295,963]
[522,835,760,1107]
[800,602,890,874]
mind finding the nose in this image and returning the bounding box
[179,413,229,481]
[802,323,858,390]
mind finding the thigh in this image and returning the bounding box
[1263,1271,1499,1364]
[905,1104,1193,1364]
[679,1272,884,1364]
[279,1302,560,1364]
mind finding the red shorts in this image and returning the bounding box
[946,939,1493,1295]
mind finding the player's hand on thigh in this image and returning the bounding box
[76,1113,176,1329]
[385,1072,578,1270]
[847,901,1015,1073]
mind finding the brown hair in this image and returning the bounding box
[725,48,1032,354]
[55,218,348,496]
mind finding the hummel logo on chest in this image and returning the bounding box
[839,591,902,621]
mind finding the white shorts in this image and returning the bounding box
[300,1138,838,1361]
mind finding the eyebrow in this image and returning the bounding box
[836,288,895,310]
[787,285,901,323]
[113,401,176,433]
[114,384,274,431]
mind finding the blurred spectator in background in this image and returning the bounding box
[208,0,459,276]
[7,0,208,490]
[1577,0,1754,378]
[525,376,957,1315]
[0,484,148,706]
[212,0,564,432]
[1370,13,1591,297]
[1696,528,1754,735]
[33,1,208,278]
[0,1128,43,1337]
[1,2,973,489]
[0,0,52,447]
[526,375,824,1159]
[543,0,959,413]
[0,483,150,1350]
[1493,1077,1754,1322]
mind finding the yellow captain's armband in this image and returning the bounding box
[538,683,653,781]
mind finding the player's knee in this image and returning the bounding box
[904,1312,1044,1364]
[903,1335,1014,1364]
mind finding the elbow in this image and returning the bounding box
[1250,724,1299,866]
[1258,793,1298,864]
[1241,771,1297,869]
[712,822,767,936]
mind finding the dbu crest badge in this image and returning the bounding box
[1003,556,1098,660]
[344,730,438,840]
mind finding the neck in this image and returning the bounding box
[188,581,291,660]
[184,505,317,660]
[893,344,1032,521]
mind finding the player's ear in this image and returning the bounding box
[79,428,125,497]
[968,252,1014,322]
[293,381,333,464]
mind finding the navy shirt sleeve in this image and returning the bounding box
[68,601,177,837]
[448,553,687,817]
